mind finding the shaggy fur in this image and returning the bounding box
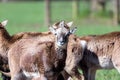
[0,23,54,80]
[64,32,120,80]
[0,20,73,80]
[78,32,120,80]
[8,21,75,80]
[64,34,86,80]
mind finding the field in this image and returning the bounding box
[0,1,120,80]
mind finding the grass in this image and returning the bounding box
[0,1,120,80]
[0,2,46,34]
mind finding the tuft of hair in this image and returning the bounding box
[52,21,72,29]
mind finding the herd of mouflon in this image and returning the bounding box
[0,20,120,80]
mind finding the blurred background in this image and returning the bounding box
[0,0,120,80]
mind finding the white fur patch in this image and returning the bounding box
[23,70,40,77]
[98,56,114,69]
[1,20,8,26]
[80,40,87,49]
[67,77,73,80]
[40,74,47,80]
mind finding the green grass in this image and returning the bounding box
[0,1,120,80]
[0,2,46,34]
[96,69,120,80]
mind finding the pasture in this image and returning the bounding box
[0,1,120,80]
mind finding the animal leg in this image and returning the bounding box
[60,70,70,80]
[82,68,96,80]
[113,61,120,73]
[112,50,120,73]
[11,72,28,80]
[88,68,96,80]
[1,73,11,80]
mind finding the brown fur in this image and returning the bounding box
[0,29,54,80]
[8,39,67,80]
[7,21,74,80]
[53,21,70,30]
[0,21,64,80]
[79,32,120,80]
[0,25,54,72]
[64,32,120,80]
[64,34,86,80]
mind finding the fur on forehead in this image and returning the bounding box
[52,21,70,30]
[58,26,70,34]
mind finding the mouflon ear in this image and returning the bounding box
[59,21,65,28]
[49,26,56,34]
[70,27,77,34]
[67,21,73,27]
[1,20,8,27]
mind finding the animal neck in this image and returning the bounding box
[56,48,66,59]
[0,30,11,58]
[55,43,67,60]
[55,43,67,50]
[53,43,67,72]
[0,30,11,42]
